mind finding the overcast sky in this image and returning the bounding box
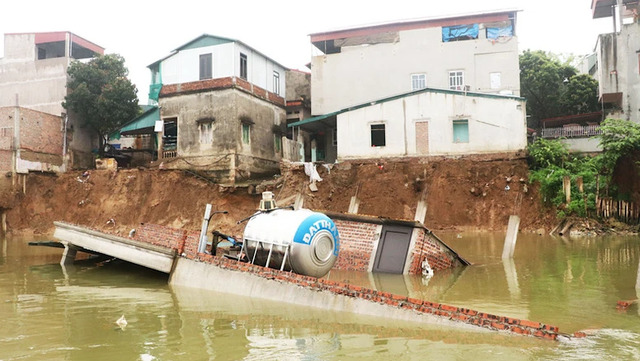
[2,0,614,104]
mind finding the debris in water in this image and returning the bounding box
[116,315,127,330]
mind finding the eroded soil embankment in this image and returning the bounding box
[1,155,556,237]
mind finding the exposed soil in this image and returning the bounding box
[1,154,558,237]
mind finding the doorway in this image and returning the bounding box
[373,225,413,274]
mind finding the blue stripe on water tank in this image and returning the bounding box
[293,213,340,256]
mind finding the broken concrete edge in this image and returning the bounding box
[184,252,560,340]
[53,221,579,341]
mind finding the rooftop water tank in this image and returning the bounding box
[243,209,340,278]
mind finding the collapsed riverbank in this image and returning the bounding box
[0,153,559,237]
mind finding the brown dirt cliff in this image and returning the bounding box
[1,154,556,237]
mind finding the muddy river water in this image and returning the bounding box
[1,232,639,360]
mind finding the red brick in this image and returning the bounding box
[440,304,458,312]
[491,322,507,330]
[407,298,424,306]
[520,319,541,329]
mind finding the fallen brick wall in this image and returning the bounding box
[332,217,465,274]
[333,219,380,271]
[408,230,463,273]
[129,222,560,340]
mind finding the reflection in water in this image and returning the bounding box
[502,257,521,299]
[1,234,640,359]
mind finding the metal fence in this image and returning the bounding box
[541,125,602,139]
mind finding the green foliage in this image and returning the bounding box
[527,138,569,169]
[560,74,599,115]
[63,54,140,150]
[528,139,599,218]
[529,120,640,220]
[520,50,598,129]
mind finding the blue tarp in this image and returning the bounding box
[442,24,479,42]
[487,25,513,39]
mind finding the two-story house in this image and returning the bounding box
[146,34,288,183]
[290,10,527,161]
[0,32,104,170]
[592,0,640,123]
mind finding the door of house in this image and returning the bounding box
[373,225,413,274]
[415,121,429,154]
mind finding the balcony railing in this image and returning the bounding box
[541,125,602,139]
[162,150,177,159]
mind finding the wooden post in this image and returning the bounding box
[502,215,520,259]
[577,176,583,193]
[595,175,600,209]
[563,176,571,204]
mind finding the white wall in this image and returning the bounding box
[596,22,640,122]
[336,90,526,159]
[161,43,235,85]
[312,26,519,115]
[160,42,286,98]
[562,137,602,153]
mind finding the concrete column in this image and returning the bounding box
[348,196,360,214]
[197,204,213,254]
[293,194,304,210]
[414,200,427,224]
[60,243,78,266]
[311,139,317,163]
[502,215,520,259]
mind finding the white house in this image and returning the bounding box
[591,0,640,123]
[309,9,520,115]
[289,9,524,161]
[291,88,527,160]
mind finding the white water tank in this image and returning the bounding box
[243,209,340,278]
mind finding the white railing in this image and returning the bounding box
[282,136,303,162]
[541,125,602,139]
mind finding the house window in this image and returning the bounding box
[490,72,501,89]
[273,71,280,95]
[370,124,386,147]
[199,53,212,80]
[442,24,479,42]
[449,71,464,90]
[242,123,251,144]
[411,74,427,90]
[274,134,282,153]
[332,127,337,147]
[198,121,213,144]
[240,53,248,80]
[452,119,469,143]
[486,24,514,39]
